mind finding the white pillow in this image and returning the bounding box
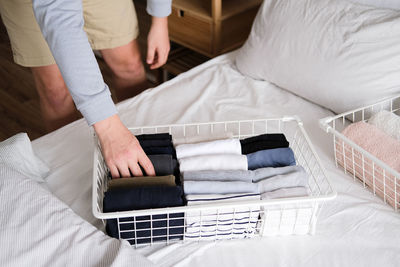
[236,0,400,114]
[0,133,49,182]
[0,134,154,267]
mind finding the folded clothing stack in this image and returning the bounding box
[185,194,261,240]
[103,133,184,244]
[178,133,309,239]
[337,111,400,208]
[103,186,184,245]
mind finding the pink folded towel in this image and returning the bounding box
[336,121,400,209]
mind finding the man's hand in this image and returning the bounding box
[93,115,156,178]
[147,16,170,69]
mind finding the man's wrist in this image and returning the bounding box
[93,114,121,137]
[151,16,168,27]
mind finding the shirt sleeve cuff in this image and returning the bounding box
[79,94,118,126]
[147,0,172,17]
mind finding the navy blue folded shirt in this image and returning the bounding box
[103,186,184,244]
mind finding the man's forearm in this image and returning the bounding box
[32,0,117,125]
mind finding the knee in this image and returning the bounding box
[39,80,72,109]
[111,55,145,79]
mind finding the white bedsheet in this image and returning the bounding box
[32,51,400,266]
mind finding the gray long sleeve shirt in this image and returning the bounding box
[32,0,171,125]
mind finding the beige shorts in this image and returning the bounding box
[0,0,139,67]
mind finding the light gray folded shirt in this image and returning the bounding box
[182,165,306,183]
[184,181,259,195]
[256,168,309,193]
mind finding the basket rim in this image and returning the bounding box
[319,94,400,179]
[92,116,337,220]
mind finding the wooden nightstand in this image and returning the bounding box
[169,0,262,57]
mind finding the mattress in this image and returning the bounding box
[32,51,400,266]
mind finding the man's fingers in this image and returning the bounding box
[117,163,131,178]
[109,163,120,179]
[147,46,156,64]
[129,162,143,177]
[139,151,156,176]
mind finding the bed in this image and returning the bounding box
[2,0,400,266]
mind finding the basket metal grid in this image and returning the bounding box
[320,95,400,211]
[93,117,336,247]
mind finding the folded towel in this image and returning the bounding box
[184,180,259,195]
[182,165,305,183]
[341,122,400,172]
[368,110,400,141]
[185,194,260,240]
[176,139,241,159]
[147,154,176,176]
[247,148,296,170]
[336,121,400,209]
[103,186,184,244]
[240,133,289,154]
[179,154,248,172]
[107,175,176,190]
[173,132,234,146]
[261,187,309,199]
[136,133,172,141]
[256,167,308,193]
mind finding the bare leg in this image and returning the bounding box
[101,40,148,102]
[31,64,79,132]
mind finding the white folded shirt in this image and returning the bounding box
[185,194,260,239]
[176,138,241,159]
[179,154,248,172]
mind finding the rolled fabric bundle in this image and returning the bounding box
[136,133,172,141]
[185,194,260,240]
[176,139,241,159]
[173,132,234,146]
[179,154,248,172]
[107,175,176,190]
[182,165,306,183]
[261,187,309,199]
[247,148,296,170]
[148,154,175,176]
[336,121,400,208]
[241,133,289,154]
[183,180,259,194]
[103,186,184,244]
[368,110,400,141]
[256,168,308,193]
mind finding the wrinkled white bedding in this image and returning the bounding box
[30,51,400,266]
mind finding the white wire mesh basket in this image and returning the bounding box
[93,117,336,247]
[320,95,400,211]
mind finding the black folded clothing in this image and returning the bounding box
[136,133,172,141]
[103,186,184,244]
[139,139,173,148]
[240,133,289,154]
[142,146,176,158]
